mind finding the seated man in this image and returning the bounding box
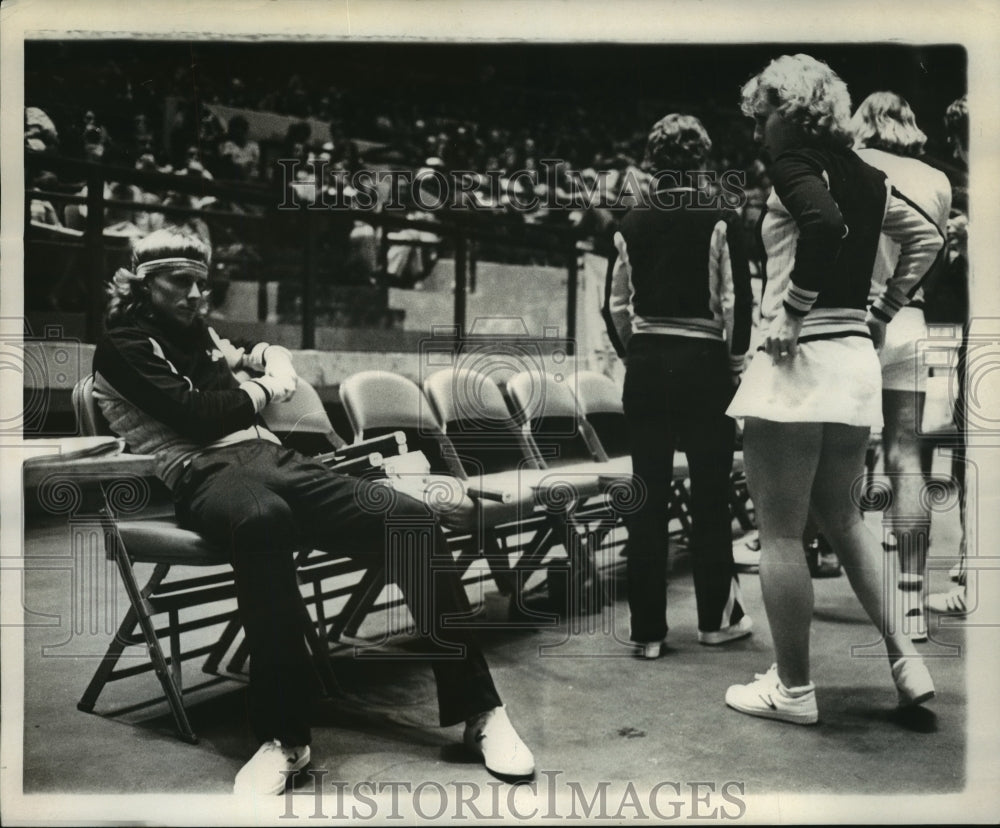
[92,228,534,795]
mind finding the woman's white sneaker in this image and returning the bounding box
[891,657,935,707]
[233,740,311,796]
[725,664,819,725]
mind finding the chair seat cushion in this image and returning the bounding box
[117,520,231,565]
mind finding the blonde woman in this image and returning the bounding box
[851,91,953,642]
[724,55,944,724]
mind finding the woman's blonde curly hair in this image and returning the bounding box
[740,54,854,150]
[106,227,212,323]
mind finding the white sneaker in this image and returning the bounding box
[233,740,311,796]
[733,534,761,572]
[637,640,664,659]
[891,657,935,707]
[725,664,819,725]
[464,705,535,779]
[699,615,753,646]
[928,585,967,615]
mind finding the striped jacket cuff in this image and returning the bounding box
[239,379,271,412]
[783,283,819,317]
[729,353,746,373]
[871,290,905,323]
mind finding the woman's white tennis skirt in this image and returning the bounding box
[727,335,883,429]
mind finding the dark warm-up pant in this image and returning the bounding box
[175,441,501,747]
[622,334,745,642]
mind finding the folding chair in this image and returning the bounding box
[423,367,603,613]
[572,370,694,540]
[339,370,532,601]
[62,375,388,743]
[573,370,632,469]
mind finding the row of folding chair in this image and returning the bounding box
[339,366,754,578]
[338,367,648,617]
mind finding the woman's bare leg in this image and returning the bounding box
[742,417,822,687]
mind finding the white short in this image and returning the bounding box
[879,306,928,393]
[728,335,883,429]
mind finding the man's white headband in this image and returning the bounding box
[136,258,210,279]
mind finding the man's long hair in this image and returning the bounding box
[106,227,211,323]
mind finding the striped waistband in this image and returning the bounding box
[761,308,870,340]
[632,316,724,341]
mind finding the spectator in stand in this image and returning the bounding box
[181,146,215,181]
[29,171,64,227]
[195,104,226,172]
[25,106,59,154]
[218,115,261,182]
[103,182,149,238]
[82,122,108,164]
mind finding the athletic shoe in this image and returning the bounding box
[699,615,754,646]
[464,705,535,779]
[928,585,967,615]
[725,664,819,725]
[637,640,664,659]
[891,657,935,707]
[733,533,761,572]
[233,740,310,796]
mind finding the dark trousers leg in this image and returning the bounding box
[622,352,675,644]
[178,464,313,747]
[622,337,740,642]
[680,412,745,632]
[279,456,502,726]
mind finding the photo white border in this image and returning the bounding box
[3,0,999,824]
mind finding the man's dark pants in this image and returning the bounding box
[175,441,501,746]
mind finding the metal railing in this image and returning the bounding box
[26,151,593,350]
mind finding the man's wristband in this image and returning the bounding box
[250,379,273,404]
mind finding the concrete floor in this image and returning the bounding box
[11,465,988,824]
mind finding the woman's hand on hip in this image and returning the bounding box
[865,312,887,351]
[764,308,803,362]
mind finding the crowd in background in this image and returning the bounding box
[24,44,964,321]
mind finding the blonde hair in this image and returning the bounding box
[851,91,927,157]
[643,113,712,172]
[106,227,212,323]
[740,54,853,149]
